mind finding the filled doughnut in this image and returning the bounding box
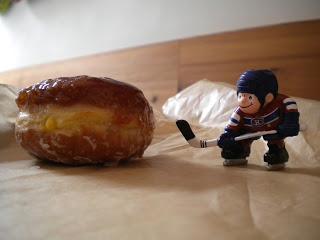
[15,75,155,165]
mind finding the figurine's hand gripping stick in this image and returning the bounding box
[176,120,277,148]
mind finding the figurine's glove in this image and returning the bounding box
[263,133,283,141]
[264,112,300,141]
[218,131,236,148]
[277,112,300,137]
[277,123,300,137]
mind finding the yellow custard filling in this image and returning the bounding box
[16,105,139,134]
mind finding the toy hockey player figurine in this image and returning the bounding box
[218,69,300,170]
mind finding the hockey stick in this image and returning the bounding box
[176,119,277,148]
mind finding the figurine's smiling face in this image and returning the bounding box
[237,93,261,114]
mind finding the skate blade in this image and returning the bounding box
[265,163,285,171]
[223,159,248,166]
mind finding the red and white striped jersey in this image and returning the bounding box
[226,94,298,133]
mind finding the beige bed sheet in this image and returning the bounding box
[1,83,320,240]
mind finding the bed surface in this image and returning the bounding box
[1,82,320,240]
[2,127,319,240]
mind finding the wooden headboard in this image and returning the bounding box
[178,19,320,101]
[1,19,319,110]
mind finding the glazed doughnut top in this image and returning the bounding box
[16,75,149,113]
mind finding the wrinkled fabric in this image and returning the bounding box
[1,82,320,240]
[0,84,18,149]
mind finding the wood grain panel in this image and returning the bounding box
[0,42,179,110]
[179,56,320,100]
[180,20,320,65]
[179,20,320,100]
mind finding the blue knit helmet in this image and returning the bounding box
[236,70,278,106]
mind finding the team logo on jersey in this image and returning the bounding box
[251,117,264,127]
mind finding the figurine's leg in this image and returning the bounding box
[221,140,252,166]
[264,140,288,170]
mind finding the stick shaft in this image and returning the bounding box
[187,130,276,148]
[234,130,277,141]
[177,120,305,149]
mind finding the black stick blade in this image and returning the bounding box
[176,120,196,141]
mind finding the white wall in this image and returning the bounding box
[1,0,319,72]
